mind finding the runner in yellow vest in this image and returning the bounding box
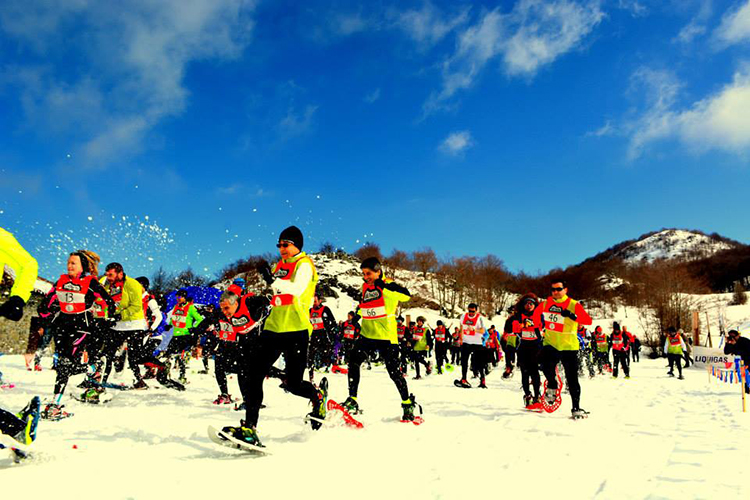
[536,280,592,419]
[0,227,38,322]
[220,226,325,448]
[664,327,686,380]
[339,257,419,422]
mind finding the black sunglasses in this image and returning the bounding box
[276,242,292,248]
[551,287,565,292]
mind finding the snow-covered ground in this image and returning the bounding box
[1,352,748,499]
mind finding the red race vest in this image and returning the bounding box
[310,305,325,331]
[217,295,258,342]
[107,280,124,303]
[514,316,539,341]
[596,332,607,347]
[461,313,481,339]
[611,332,624,351]
[92,297,108,319]
[171,303,190,330]
[271,258,308,307]
[56,274,93,315]
[360,284,387,320]
[434,326,447,342]
[412,326,426,342]
[397,324,406,341]
[343,321,356,340]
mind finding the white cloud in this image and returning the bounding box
[364,88,381,103]
[331,12,369,36]
[439,130,475,155]
[715,0,750,46]
[627,66,750,158]
[0,0,255,168]
[393,3,469,47]
[586,120,616,137]
[425,0,603,114]
[617,0,648,17]
[674,0,711,44]
[675,21,707,44]
[277,105,318,139]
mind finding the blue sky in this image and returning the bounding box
[1,0,750,279]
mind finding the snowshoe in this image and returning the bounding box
[437,368,443,375]
[667,371,674,377]
[541,368,563,414]
[523,394,533,408]
[340,396,361,415]
[213,394,233,405]
[14,396,41,445]
[426,363,432,375]
[327,400,364,429]
[77,387,113,404]
[478,378,487,389]
[307,377,328,431]
[208,423,268,454]
[454,379,471,389]
[400,394,423,425]
[526,396,544,412]
[413,375,422,380]
[571,408,589,420]
[41,403,73,421]
[678,375,684,380]
[133,379,149,390]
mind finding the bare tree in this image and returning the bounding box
[354,242,383,262]
[412,248,438,278]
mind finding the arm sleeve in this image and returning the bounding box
[382,281,411,297]
[574,302,592,326]
[88,278,117,313]
[189,305,204,328]
[147,299,163,331]
[271,261,313,297]
[37,285,58,316]
[0,229,38,302]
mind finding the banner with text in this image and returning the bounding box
[692,346,734,368]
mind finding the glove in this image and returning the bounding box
[152,348,162,357]
[164,324,173,331]
[0,296,25,322]
[560,309,577,321]
[257,261,274,285]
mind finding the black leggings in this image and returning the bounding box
[541,346,581,410]
[215,343,243,395]
[434,342,449,370]
[504,344,516,369]
[612,350,629,377]
[412,350,429,377]
[348,337,409,401]
[244,330,317,428]
[101,330,145,383]
[55,356,88,397]
[517,345,541,398]
[460,344,485,380]
[166,333,199,379]
[668,353,683,376]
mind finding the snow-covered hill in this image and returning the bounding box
[614,229,737,264]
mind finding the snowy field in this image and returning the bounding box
[1,353,748,499]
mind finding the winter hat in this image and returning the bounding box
[176,289,189,299]
[279,226,303,250]
[613,321,621,331]
[360,256,382,272]
[233,278,246,287]
[136,276,150,290]
[436,320,443,326]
